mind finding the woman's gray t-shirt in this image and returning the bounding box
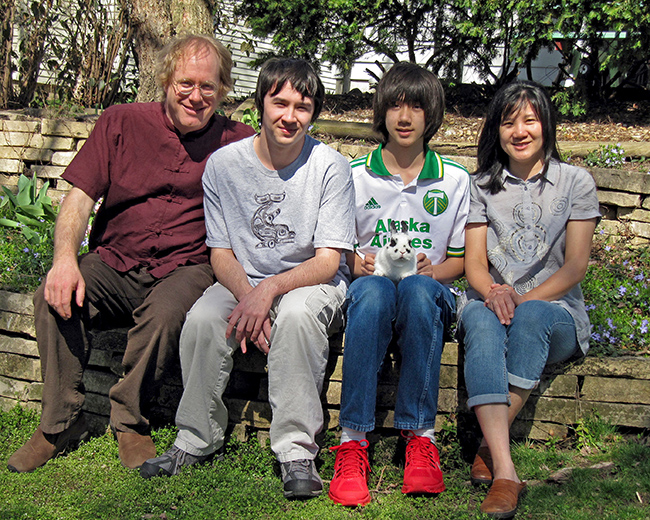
[458,160,600,354]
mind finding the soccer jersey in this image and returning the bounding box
[350,144,470,267]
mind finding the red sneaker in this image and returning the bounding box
[328,440,371,506]
[401,431,445,494]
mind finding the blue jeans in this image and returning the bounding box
[339,275,455,431]
[459,299,579,409]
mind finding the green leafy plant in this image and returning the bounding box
[0,174,58,245]
[241,107,261,132]
[574,411,621,453]
[552,89,587,117]
[584,143,626,169]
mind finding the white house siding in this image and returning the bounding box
[219,1,340,98]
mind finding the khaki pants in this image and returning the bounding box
[174,282,346,461]
[36,253,214,435]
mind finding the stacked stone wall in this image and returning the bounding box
[1,111,649,442]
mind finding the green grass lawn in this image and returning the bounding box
[1,407,648,519]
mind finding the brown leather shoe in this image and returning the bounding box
[471,445,493,485]
[7,414,89,473]
[113,429,156,469]
[480,478,527,519]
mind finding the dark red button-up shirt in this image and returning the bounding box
[62,102,255,278]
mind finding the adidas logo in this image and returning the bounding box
[364,197,381,210]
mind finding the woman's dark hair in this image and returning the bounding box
[373,62,445,150]
[475,81,560,194]
[255,58,325,124]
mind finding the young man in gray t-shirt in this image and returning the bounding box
[140,58,356,500]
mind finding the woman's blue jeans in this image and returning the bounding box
[459,299,579,409]
[339,274,455,431]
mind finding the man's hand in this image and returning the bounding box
[44,259,86,319]
[226,282,275,354]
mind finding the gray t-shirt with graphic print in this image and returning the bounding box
[202,135,356,291]
[457,159,600,354]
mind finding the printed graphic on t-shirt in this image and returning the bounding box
[251,192,296,249]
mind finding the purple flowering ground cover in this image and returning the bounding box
[584,230,650,356]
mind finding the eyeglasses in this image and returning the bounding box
[173,80,219,98]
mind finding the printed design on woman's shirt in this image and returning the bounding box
[251,192,296,249]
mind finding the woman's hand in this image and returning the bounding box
[484,283,522,325]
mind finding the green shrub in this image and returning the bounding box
[584,143,626,169]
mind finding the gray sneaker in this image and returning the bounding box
[139,445,213,479]
[280,459,323,499]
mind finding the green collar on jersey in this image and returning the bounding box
[366,143,444,180]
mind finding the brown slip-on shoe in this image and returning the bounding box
[480,478,527,519]
[471,445,493,485]
[113,430,156,469]
[7,415,89,473]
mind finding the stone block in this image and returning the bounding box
[534,374,578,398]
[630,221,650,239]
[88,328,128,353]
[591,168,650,195]
[597,190,641,208]
[581,376,650,404]
[0,158,22,173]
[0,146,53,162]
[440,364,459,388]
[85,410,111,435]
[81,391,111,417]
[618,208,650,223]
[0,395,39,412]
[511,420,569,440]
[446,155,477,171]
[82,369,118,395]
[0,352,41,381]
[41,119,95,139]
[0,335,38,357]
[0,290,34,314]
[87,349,124,377]
[567,357,650,380]
[1,120,40,133]
[581,401,650,428]
[0,311,36,336]
[339,144,374,160]
[441,342,459,365]
[0,133,73,150]
[520,396,579,424]
[0,375,42,401]
[438,387,460,413]
[51,151,77,167]
[29,165,67,179]
[225,398,272,428]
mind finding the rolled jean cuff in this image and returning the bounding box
[467,392,510,410]
[338,419,375,433]
[394,419,437,431]
[508,372,539,390]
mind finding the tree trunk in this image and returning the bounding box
[0,0,15,108]
[130,0,214,103]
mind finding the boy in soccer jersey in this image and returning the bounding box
[328,62,470,506]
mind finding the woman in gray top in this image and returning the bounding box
[457,81,600,519]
